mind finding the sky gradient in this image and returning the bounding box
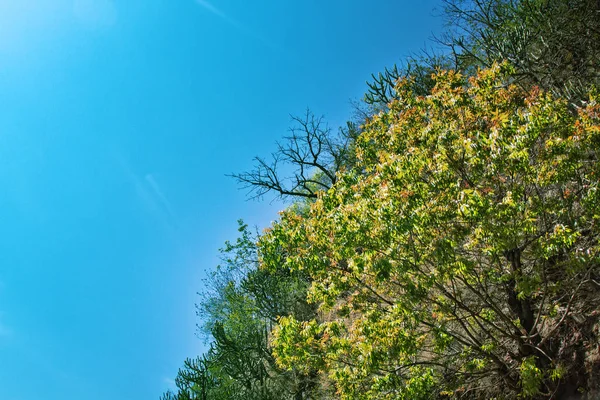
[0,1,443,399]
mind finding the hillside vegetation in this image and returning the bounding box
[163,0,600,398]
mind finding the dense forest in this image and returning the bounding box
[162,0,600,398]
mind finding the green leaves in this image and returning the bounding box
[519,357,543,397]
[262,65,600,398]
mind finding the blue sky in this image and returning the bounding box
[0,1,443,399]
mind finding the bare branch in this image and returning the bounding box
[231,110,354,201]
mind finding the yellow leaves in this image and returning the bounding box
[490,108,510,127]
[502,190,515,206]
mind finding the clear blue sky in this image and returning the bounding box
[0,1,443,399]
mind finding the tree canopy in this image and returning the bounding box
[164,0,600,398]
[266,64,600,399]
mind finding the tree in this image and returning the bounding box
[164,222,323,400]
[364,55,451,107]
[161,357,216,400]
[166,1,600,397]
[231,110,359,201]
[264,64,600,399]
[366,0,600,112]
[441,0,600,103]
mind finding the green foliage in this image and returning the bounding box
[167,1,600,398]
[264,65,600,398]
[519,357,543,397]
[166,221,321,399]
[443,0,600,102]
[367,0,600,111]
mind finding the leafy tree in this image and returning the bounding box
[367,0,600,112]
[164,222,323,400]
[264,64,600,399]
[441,0,600,102]
[166,1,600,398]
